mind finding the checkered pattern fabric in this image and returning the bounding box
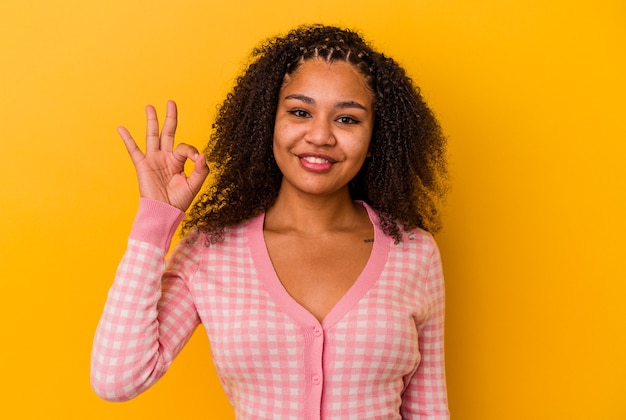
[91,199,449,419]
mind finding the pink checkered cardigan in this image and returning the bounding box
[91,199,449,419]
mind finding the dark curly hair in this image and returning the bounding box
[183,24,448,243]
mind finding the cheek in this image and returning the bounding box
[350,136,372,159]
[271,138,282,165]
[271,133,290,170]
[273,121,299,146]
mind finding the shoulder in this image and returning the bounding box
[359,201,438,252]
[384,227,439,268]
[167,217,256,277]
[398,227,438,250]
[178,213,262,252]
[362,202,437,249]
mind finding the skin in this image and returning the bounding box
[121,59,376,322]
[117,101,209,212]
[271,59,374,201]
[264,59,376,322]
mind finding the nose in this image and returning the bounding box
[304,116,336,146]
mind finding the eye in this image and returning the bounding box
[288,109,311,118]
[336,116,360,124]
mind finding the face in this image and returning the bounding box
[273,59,375,199]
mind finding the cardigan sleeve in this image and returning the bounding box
[90,199,201,401]
[401,239,450,419]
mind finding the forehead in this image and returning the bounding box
[280,59,373,98]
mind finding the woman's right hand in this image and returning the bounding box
[117,100,210,212]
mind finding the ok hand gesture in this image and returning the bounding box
[117,101,210,212]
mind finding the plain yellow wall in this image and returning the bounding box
[1,0,624,418]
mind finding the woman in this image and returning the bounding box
[91,24,450,419]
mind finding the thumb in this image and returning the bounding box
[187,153,210,193]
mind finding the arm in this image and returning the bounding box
[90,102,210,401]
[90,199,200,401]
[401,241,450,419]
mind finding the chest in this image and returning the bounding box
[195,257,422,393]
[188,226,431,404]
[264,232,373,322]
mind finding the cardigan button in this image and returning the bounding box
[312,374,321,385]
[313,327,322,337]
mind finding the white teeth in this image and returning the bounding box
[302,156,329,164]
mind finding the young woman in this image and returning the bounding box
[91,24,450,419]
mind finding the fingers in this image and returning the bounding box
[188,152,210,192]
[117,126,145,165]
[172,143,201,165]
[160,100,177,153]
[172,143,210,191]
[145,105,160,152]
[145,101,177,152]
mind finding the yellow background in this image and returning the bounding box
[1,0,624,418]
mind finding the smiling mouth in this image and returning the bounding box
[298,154,336,171]
[302,156,330,164]
[298,152,337,163]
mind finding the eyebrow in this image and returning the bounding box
[284,94,368,111]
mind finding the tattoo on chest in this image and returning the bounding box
[364,238,374,243]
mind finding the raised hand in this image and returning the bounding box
[117,100,210,212]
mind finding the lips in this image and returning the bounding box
[298,153,336,171]
[302,156,330,164]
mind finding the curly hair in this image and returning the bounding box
[183,24,448,243]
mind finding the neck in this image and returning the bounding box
[265,187,365,235]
